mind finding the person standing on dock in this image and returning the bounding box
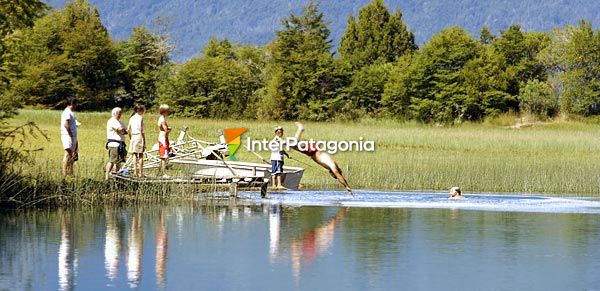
[61,97,79,177]
[270,126,289,189]
[128,104,146,178]
[105,107,127,180]
[157,104,172,178]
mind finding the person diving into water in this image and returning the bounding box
[292,122,353,195]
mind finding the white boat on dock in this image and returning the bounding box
[113,129,305,196]
[177,159,304,190]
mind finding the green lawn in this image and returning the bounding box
[8,109,600,196]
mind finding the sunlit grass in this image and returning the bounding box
[8,109,600,196]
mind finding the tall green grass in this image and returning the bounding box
[7,109,600,198]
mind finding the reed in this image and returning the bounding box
[4,109,600,207]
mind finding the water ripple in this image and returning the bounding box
[233,190,600,214]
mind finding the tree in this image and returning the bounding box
[259,1,340,120]
[491,25,551,96]
[492,25,527,66]
[381,54,413,118]
[202,37,235,59]
[339,0,416,68]
[560,21,600,115]
[519,79,559,118]
[0,0,48,102]
[157,40,263,118]
[384,26,482,123]
[479,26,495,45]
[117,26,172,107]
[2,0,119,110]
[0,1,50,202]
[0,0,48,38]
[343,62,393,116]
[458,48,515,119]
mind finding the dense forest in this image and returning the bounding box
[44,0,600,61]
[1,0,600,124]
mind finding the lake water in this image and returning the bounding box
[2,191,600,290]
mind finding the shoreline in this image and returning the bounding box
[3,109,600,207]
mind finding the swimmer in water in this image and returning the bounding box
[449,186,464,199]
[292,122,353,195]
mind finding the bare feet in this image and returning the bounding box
[346,188,354,196]
[271,185,288,191]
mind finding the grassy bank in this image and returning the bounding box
[6,109,600,199]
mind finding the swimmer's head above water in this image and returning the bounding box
[449,186,463,199]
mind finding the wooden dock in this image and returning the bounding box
[111,173,270,198]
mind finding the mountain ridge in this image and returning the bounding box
[44,0,600,62]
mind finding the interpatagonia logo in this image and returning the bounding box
[247,137,375,154]
[223,128,248,160]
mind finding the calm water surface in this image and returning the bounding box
[1,191,600,290]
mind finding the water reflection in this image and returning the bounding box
[104,208,170,289]
[269,204,281,262]
[268,205,347,281]
[58,210,77,291]
[2,202,600,290]
[290,208,346,282]
[104,209,121,283]
[126,209,144,288]
[155,210,168,289]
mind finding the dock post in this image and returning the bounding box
[229,182,238,197]
[260,182,268,198]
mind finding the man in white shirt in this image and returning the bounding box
[105,107,127,179]
[61,98,79,177]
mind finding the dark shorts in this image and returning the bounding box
[108,147,126,163]
[271,160,284,175]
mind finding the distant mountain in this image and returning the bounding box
[45,0,600,62]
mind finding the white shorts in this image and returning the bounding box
[129,135,144,153]
[61,134,77,151]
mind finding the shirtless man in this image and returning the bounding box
[292,122,352,195]
[157,104,172,177]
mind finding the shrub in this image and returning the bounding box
[518,79,559,119]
